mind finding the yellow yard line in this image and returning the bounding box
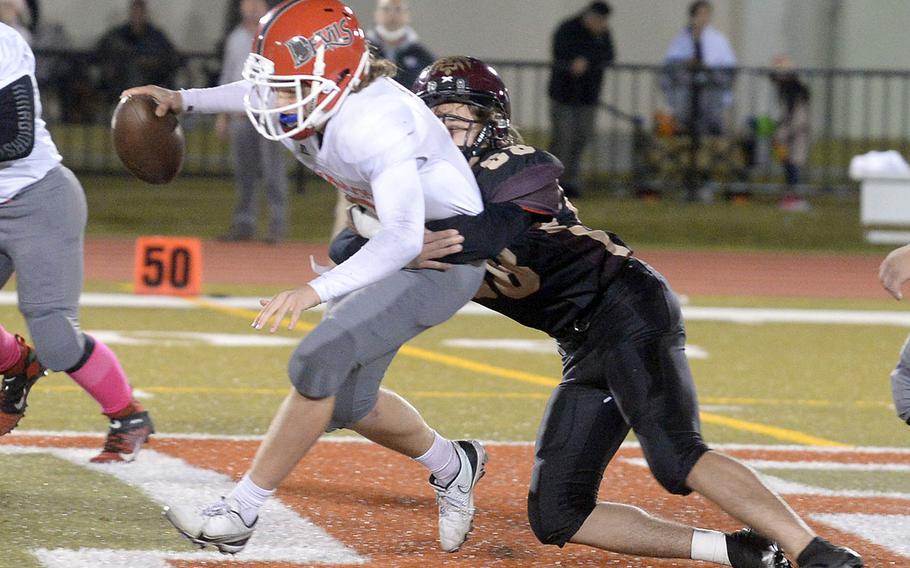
[187,297,560,388]
[701,397,892,409]
[178,297,850,446]
[700,412,850,447]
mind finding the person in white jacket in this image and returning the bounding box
[124,0,487,555]
[662,0,737,135]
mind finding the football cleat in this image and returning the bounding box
[796,537,864,568]
[164,497,256,555]
[90,404,154,463]
[0,335,47,436]
[429,440,487,552]
[726,528,792,568]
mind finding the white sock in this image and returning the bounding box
[414,432,460,486]
[228,473,276,526]
[691,529,732,566]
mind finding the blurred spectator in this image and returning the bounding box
[94,0,180,106]
[216,0,289,244]
[662,0,736,136]
[32,21,97,123]
[771,55,812,212]
[0,0,30,42]
[547,1,615,198]
[366,0,434,89]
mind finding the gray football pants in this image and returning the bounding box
[286,263,485,431]
[229,119,289,239]
[0,166,87,371]
[891,335,910,424]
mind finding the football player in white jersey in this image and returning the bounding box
[124,0,488,554]
[0,22,155,461]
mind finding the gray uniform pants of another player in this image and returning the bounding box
[0,166,88,370]
[287,263,485,430]
[228,119,289,240]
[890,335,910,425]
[528,258,710,546]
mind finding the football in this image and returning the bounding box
[111,94,185,184]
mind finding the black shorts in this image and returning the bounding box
[528,258,709,546]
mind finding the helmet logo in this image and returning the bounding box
[434,57,471,75]
[285,19,355,68]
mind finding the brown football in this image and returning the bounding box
[111,94,185,184]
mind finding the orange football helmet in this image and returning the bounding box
[242,0,370,140]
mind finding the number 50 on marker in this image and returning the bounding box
[133,236,203,296]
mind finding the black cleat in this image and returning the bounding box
[796,537,863,568]
[726,528,792,568]
[0,335,47,436]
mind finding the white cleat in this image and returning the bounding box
[429,440,487,552]
[164,497,256,555]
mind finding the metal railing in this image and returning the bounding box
[35,49,910,196]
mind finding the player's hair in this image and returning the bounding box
[353,53,398,92]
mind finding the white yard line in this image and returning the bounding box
[6,430,910,453]
[0,445,365,567]
[4,291,910,326]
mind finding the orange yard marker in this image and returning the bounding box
[133,236,203,296]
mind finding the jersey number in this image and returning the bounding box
[479,145,536,171]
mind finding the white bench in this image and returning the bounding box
[860,175,910,244]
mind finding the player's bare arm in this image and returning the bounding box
[253,284,322,333]
[879,243,910,300]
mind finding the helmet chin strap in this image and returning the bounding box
[463,124,493,160]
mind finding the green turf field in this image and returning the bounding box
[3,174,909,566]
[2,293,909,567]
[3,294,906,445]
[79,174,888,253]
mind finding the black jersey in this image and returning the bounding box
[467,145,632,336]
[327,144,632,337]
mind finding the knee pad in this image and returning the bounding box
[642,436,709,496]
[325,387,378,432]
[527,484,595,547]
[21,307,85,371]
[891,362,910,424]
[288,321,358,399]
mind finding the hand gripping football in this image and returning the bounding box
[111,94,185,184]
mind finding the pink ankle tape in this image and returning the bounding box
[0,326,21,372]
[68,338,134,415]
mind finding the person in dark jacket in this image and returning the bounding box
[94,0,180,105]
[366,0,434,89]
[547,1,615,198]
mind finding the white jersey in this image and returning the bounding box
[0,23,62,203]
[181,76,483,302]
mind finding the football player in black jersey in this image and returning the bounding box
[331,57,862,568]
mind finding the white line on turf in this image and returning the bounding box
[5,292,910,326]
[6,430,910,452]
[810,513,910,557]
[0,445,365,567]
[622,457,910,474]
